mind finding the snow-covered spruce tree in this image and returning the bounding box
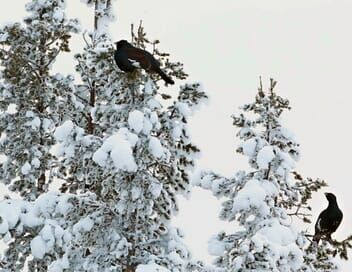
[0,0,81,270]
[0,0,79,200]
[53,7,210,270]
[57,14,209,269]
[0,1,210,271]
[195,79,346,271]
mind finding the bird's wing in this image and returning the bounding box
[114,50,136,72]
[125,47,151,70]
[315,209,329,234]
[332,219,342,229]
[315,217,322,231]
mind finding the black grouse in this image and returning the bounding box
[313,192,343,243]
[114,40,174,85]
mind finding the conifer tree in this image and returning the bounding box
[0,0,79,200]
[0,1,210,271]
[0,0,79,270]
[195,79,351,271]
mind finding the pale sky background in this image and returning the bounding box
[1,0,352,270]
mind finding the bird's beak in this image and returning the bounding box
[324,192,328,196]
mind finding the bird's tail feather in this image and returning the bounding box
[157,69,174,85]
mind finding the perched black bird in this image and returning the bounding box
[313,192,343,243]
[114,40,174,85]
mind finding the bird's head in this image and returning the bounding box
[325,192,337,203]
[114,40,130,49]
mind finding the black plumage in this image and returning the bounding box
[313,192,343,243]
[114,40,174,85]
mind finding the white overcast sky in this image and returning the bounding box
[1,0,352,270]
